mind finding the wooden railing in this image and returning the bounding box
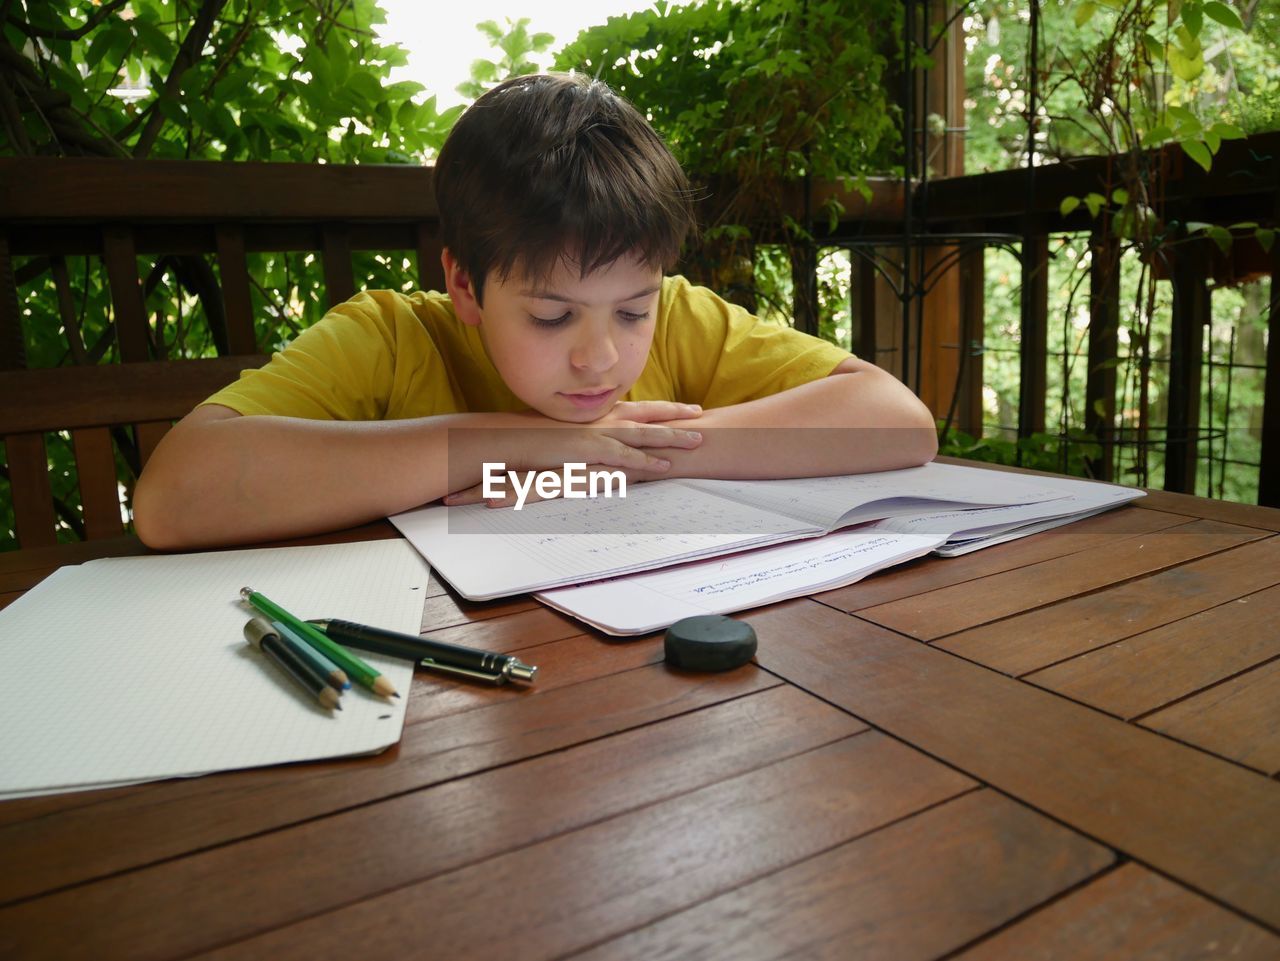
[820,131,1280,506]
[0,157,445,549]
[1,140,1276,550]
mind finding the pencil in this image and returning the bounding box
[244,617,342,711]
[240,587,399,698]
[272,620,351,691]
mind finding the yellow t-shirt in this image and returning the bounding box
[205,275,851,418]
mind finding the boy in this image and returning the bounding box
[134,74,936,549]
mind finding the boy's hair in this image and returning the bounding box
[433,73,695,303]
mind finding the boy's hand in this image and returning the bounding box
[442,401,704,507]
[601,400,702,426]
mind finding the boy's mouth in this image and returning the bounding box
[560,387,615,410]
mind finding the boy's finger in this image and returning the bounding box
[443,485,485,506]
[615,401,702,423]
[612,426,702,449]
[603,443,672,473]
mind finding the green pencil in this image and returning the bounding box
[239,587,399,698]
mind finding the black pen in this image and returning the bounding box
[308,618,537,685]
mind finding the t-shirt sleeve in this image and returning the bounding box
[661,277,853,408]
[202,291,438,420]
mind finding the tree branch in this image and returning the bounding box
[7,0,131,42]
[129,0,229,157]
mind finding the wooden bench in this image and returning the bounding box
[0,157,444,550]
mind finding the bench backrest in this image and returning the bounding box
[0,157,442,549]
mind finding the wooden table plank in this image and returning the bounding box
[1140,658,1280,776]
[194,734,977,961]
[418,588,539,631]
[1140,489,1280,532]
[417,603,584,653]
[750,599,1280,929]
[815,505,1188,612]
[403,630,666,726]
[0,686,862,960]
[1026,582,1280,719]
[0,653,776,906]
[954,862,1280,960]
[574,791,1113,961]
[937,534,1280,676]
[859,519,1264,641]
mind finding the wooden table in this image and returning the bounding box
[2,488,1279,959]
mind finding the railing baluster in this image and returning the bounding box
[1086,232,1120,481]
[321,224,355,308]
[957,245,984,438]
[1165,246,1209,494]
[72,427,124,540]
[215,224,258,355]
[1259,206,1280,508]
[1018,232,1049,438]
[416,222,445,294]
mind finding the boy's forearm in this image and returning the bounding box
[133,409,537,549]
[661,366,938,480]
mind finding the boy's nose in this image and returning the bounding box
[570,325,619,372]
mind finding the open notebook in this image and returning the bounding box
[391,461,1069,600]
[0,539,429,798]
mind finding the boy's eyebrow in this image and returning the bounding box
[520,284,662,304]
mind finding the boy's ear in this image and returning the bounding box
[441,248,482,327]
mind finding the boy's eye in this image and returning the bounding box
[530,312,572,327]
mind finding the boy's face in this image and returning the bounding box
[458,253,662,423]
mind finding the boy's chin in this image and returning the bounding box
[539,406,609,424]
[530,397,617,424]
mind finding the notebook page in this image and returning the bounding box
[0,539,428,797]
[682,461,1069,530]
[391,481,814,600]
[536,529,943,635]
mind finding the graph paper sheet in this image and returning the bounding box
[0,539,429,798]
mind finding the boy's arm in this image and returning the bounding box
[658,357,938,479]
[132,402,701,549]
[451,358,938,509]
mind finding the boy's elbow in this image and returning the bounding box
[132,470,189,550]
[862,369,938,468]
[132,480,168,550]
[904,396,939,466]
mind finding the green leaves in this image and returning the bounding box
[458,17,556,100]
[1181,138,1213,170]
[1202,1,1245,30]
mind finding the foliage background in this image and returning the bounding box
[958,0,1278,499]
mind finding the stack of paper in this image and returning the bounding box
[390,462,1068,600]
[0,540,429,798]
[392,463,1144,636]
[539,471,1144,633]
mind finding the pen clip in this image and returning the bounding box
[418,657,506,685]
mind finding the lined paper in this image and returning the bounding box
[0,539,429,798]
[537,529,943,635]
